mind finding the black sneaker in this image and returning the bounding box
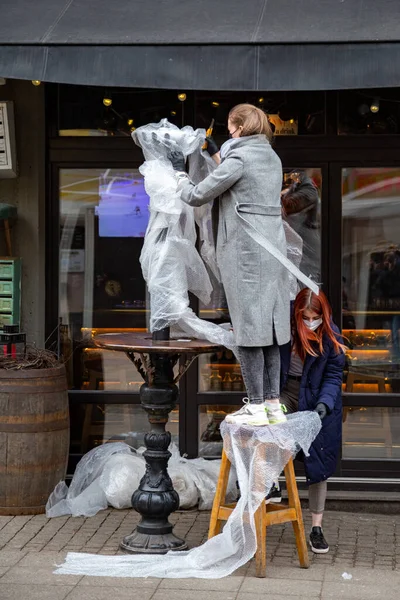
[309,527,329,554]
[266,482,282,503]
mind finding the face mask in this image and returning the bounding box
[228,128,239,139]
[303,317,323,332]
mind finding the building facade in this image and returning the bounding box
[1,80,400,495]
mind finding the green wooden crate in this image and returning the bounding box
[0,258,21,329]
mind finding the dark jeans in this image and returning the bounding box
[237,344,281,403]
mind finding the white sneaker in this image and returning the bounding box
[225,398,270,426]
[265,402,287,425]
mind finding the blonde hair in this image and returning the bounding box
[228,103,273,141]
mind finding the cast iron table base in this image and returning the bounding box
[94,331,220,554]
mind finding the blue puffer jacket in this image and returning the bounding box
[280,324,345,485]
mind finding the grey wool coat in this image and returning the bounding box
[179,134,290,347]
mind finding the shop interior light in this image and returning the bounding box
[177,93,187,102]
[211,101,220,107]
[130,126,136,132]
[258,97,265,105]
[103,97,112,107]
[370,98,380,113]
[127,118,134,126]
[31,80,41,86]
[170,110,177,116]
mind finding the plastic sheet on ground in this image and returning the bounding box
[46,442,237,518]
[54,411,321,579]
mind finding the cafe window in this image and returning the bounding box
[195,91,326,136]
[59,167,180,453]
[58,86,185,136]
[57,85,326,137]
[338,89,400,135]
[69,403,179,455]
[59,167,150,391]
[342,167,400,393]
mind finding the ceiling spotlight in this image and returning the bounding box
[31,80,41,86]
[127,118,134,126]
[177,93,187,102]
[370,98,380,113]
[258,97,265,105]
[103,97,112,107]
[170,110,177,116]
[211,101,220,108]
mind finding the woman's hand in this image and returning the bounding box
[204,137,221,165]
[315,402,328,420]
[205,136,219,157]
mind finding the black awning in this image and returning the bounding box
[1,0,400,90]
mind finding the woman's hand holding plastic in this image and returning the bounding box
[314,402,328,420]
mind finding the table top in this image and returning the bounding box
[94,332,221,354]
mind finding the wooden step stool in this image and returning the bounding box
[208,450,310,577]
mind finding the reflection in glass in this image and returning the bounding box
[199,167,322,321]
[59,168,150,390]
[343,168,400,392]
[199,405,239,458]
[338,89,400,135]
[70,404,179,455]
[198,351,245,393]
[282,168,322,285]
[342,407,400,459]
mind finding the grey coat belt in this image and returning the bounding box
[235,203,319,295]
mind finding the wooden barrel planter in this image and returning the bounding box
[0,364,70,515]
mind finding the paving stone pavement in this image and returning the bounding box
[0,508,399,599]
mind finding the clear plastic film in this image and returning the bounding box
[132,120,236,351]
[46,442,238,517]
[55,411,321,579]
[132,121,319,352]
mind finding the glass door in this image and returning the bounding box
[196,166,324,458]
[341,167,400,462]
[58,167,180,457]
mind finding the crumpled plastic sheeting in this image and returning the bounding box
[46,442,238,517]
[283,221,304,301]
[132,120,236,352]
[55,411,321,579]
[46,443,135,517]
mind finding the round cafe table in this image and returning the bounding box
[94,331,221,554]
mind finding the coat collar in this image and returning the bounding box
[220,134,269,159]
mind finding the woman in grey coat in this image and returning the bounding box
[168,104,291,426]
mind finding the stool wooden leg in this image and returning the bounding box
[208,450,231,539]
[4,220,12,256]
[284,459,310,568]
[254,502,267,578]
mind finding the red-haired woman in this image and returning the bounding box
[279,288,346,554]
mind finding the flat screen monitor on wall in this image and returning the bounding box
[95,175,150,237]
